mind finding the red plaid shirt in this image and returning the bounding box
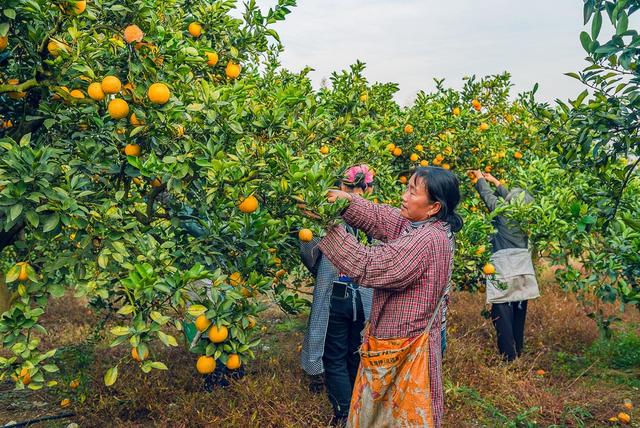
[319,196,453,427]
[319,196,453,340]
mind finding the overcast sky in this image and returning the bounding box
[248,0,594,105]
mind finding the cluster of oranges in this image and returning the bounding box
[194,315,245,374]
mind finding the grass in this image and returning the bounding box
[1,266,639,427]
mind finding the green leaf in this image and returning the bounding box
[42,214,60,233]
[616,11,628,35]
[150,361,168,370]
[117,305,135,315]
[130,125,145,138]
[3,9,16,19]
[187,304,207,317]
[150,311,170,325]
[25,211,39,228]
[104,366,118,386]
[110,326,130,336]
[591,11,602,40]
[42,364,59,373]
[580,31,592,52]
[98,253,109,269]
[9,204,23,222]
[157,331,178,347]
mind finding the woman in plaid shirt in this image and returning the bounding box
[319,166,461,428]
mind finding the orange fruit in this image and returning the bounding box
[420,160,429,167]
[472,99,482,110]
[208,325,229,343]
[239,195,259,213]
[452,107,460,116]
[129,113,144,126]
[482,263,496,275]
[226,61,241,79]
[479,123,489,131]
[123,24,144,43]
[226,354,241,370]
[108,98,129,119]
[275,269,286,279]
[73,0,86,14]
[623,401,633,411]
[195,315,211,332]
[17,262,30,282]
[320,145,329,155]
[415,144,424,151]
[514,151,523,159]
[0,36,8,51]
[247,316,257,329]
[442,163,451,170]
[7,79,26,99]
[18,367,31,385]
[410,153,419,162]
[535,369,545,375]
[147,82,170,104]
[188,22,202,37]
[69,379,80,389]
[618,412,631,424]
[475,245,486,256]
[70,89,85,99]
[196,356,216,374]
[47,40,64,57]
[229,272,243,286]
[131,346,148,362]
[298,229,313,242]
[386,143,396,152]
[60,398,71,408]
[124,144,141,157]
[399,176,407,185]
[150,178,162,188]
[484,165,492,173]
[206,51,219,66]
[101,76,122,94]
[87,82,105,101]
[404,124,414,134]
[359,93,368,102]
[392,147,402,157]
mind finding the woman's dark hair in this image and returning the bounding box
[413,166,463,232]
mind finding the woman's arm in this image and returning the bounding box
[328,191,408,242]
[318,225,428,290]
[474,178,501,212]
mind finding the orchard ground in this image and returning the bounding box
[1,264,638,427]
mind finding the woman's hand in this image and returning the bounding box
[483,173,500,186]
[326,189,353,204]
[468,169,484,180]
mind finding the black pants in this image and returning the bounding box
[323,288,365,418]
[491,300,528,362]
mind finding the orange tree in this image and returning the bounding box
[2,0,632,392]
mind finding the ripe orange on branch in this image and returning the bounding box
[196,356,216,374]
[0,36,7,51]
[239,195,259,213]
[147,83,170,104]
[404,124,414,134]
[483,263,496,275]
[226,61,241,79]
[87,82,105,101]
[101,76,122,94]
[123,25,144,43]
[188,22,202,37]
[131,347,149,362]
[206,52,219,66]
[108,99,130,119]
[124,144,141,157]
[226,354,241,370]
[195,315,211,332]
[208,325,229,343]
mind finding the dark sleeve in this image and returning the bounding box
[475,179,500,212]
[300,237,322,277]
[495,185,509,199]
